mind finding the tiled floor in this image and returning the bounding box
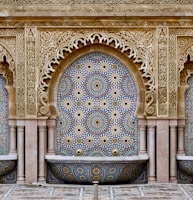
[0,184,193,200]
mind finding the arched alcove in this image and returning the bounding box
[49,44,145,119]
[185,75,193,156]
[0,74,9,155]
[46,44,148,184]
[48,44,145,157]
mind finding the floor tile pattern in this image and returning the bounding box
[0,184,193,200]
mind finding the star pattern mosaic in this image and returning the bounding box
[56,51,138,156]
[0,75,9,155]
[185,75,193,156]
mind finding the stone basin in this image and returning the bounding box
[46,154,148,184]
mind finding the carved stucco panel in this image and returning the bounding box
[39,29,155,117]
[25,27,37,116]
[178,36,193,77]
[157,27,168,116]
[0,29,25,118]
[0,38,15,77]
[169,28,193,117]
[0,38,15,86]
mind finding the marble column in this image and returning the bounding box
[9,120,17,154]
[38,120,47,183]
[147,121,156,182]
[177,120,185,155]
[47,120,56,155]
[16,121,25,183]
[138,119,147,154]
[170,121,177,183]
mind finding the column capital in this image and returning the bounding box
[178,119,186,126]
[169,119,177,127]
[147,119,156,126]
[138,119,147,126]
[9,119,16,126]
[148,125,156,130]
[170,125,177,129]
[47,119,56,127]
[38,119,47,127]
[16,120,25,126]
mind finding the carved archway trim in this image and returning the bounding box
[39,29,155,117]
[179,41,193,75]
[178,38,193,117]
[0,44,16,118]
[0,43,15,76]
[178,61,193,117]
[48,44,146,118]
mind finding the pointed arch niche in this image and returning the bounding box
[178,59,193,154]
[49,44,145,119]
[48,44,145,157]
[0,46,16,154]
[0,45,17,184]
[0,47,16,120]
[177,59,193,183]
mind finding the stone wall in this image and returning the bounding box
[0,2,193,184]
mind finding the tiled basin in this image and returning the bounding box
[46,155,148,184]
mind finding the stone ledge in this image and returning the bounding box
[1,4,193,17]
[0,154,17,160]
[45,154,149,161]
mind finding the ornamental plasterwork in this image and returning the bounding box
[180,61,193,87]
[0,39,15,75]
[177,36,193,117]
[178,37,193,77]
[39,29,155,117]
[157,27,168,116]
[169,28,193,117]
[26,27,36,116]
[0,29,25,118]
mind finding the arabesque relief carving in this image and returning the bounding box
[0,25,192,119]
[157,27,168,116]
[39,29,155,117]
[178,37,193,75]
[26,27,36,116]
[178,37,193,117]
[0,43,16,118]
[0,40,15,85]
[0,30,25,118]
[169,29,193,117]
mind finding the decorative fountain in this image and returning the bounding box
[46,50,148,184]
